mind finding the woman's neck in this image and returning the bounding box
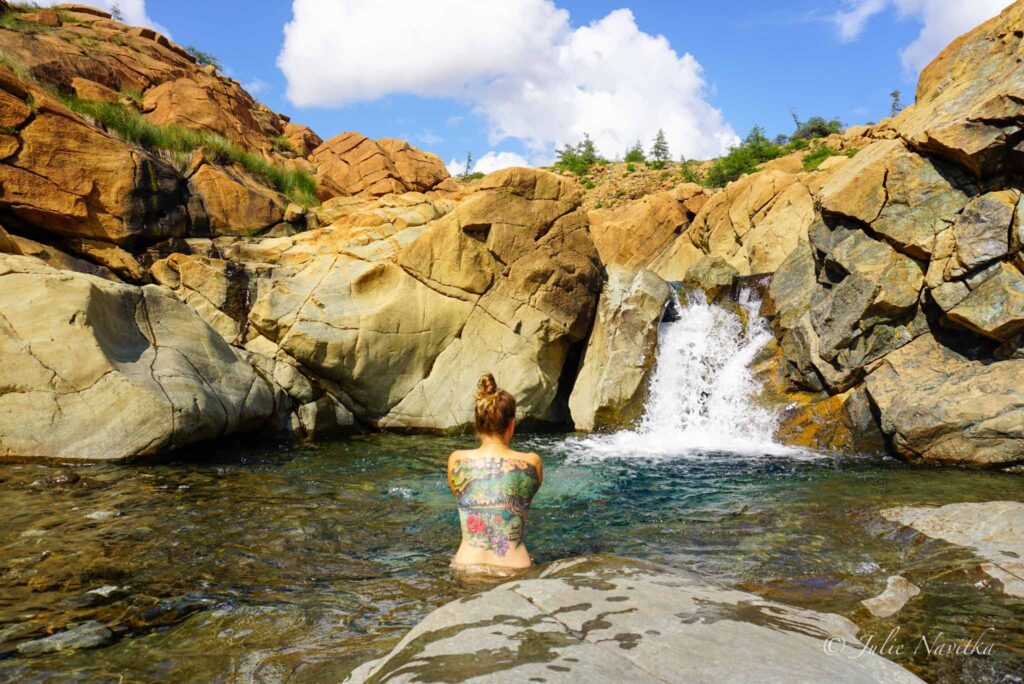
[478,433,509,449]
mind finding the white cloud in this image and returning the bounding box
[34,0,168,35]
[243,78,270,95]
[447,150,530,176]
[279,1,739,160]
[834,0,1010,73]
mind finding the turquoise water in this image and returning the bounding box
[1,434,1022,682]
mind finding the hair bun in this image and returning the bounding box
[476,372,498,401]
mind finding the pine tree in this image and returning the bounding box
[889,89,903,118]
[110,3,124,20]
[463,151,472,179]
[650,129,670,168]
[624,140,645,163]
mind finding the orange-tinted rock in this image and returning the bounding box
[283,122,323,157]
[893,1,1024,176]
[142,76,284,153]
[587,184,707,277]
[186,153,286,236]
[70,76,120,103]
[311,132,449,199]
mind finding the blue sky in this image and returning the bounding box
[68,1,1012,171]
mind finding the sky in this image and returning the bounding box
[41,0,1013,173]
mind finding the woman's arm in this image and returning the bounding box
[447,452,458,495]
[532,453,543,488]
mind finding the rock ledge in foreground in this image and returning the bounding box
[346,556,922,684]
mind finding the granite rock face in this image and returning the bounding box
[568,267,671,431]
[345,556,924,684]
[0,255,275,461]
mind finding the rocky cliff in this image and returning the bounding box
[2,1,1023,467]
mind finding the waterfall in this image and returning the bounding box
[562,288,799,461]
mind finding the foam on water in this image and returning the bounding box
[561,289,808,463]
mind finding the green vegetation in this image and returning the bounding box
[581,177,595,190]
[460,171,485,183]
[555,133,605,176]
[624,140,645,163]
[61,96,318,206]
[802,144,859,172]
[792,116,842,140]
[272,134,298,155]
[186,45,222,71]
[121,88,144,104]
[649,129,670,168]
[890,89,903,117]
[679,158,703,184]
[703,125,783,188]
[625,162,636,174]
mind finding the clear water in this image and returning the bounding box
[2,439,1022,683]
[1,296,1022,683]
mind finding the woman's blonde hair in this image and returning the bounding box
[475,373,516,435]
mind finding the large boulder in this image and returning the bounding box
[185,152,286,236]
[893,1,1024,177]
[346,556,923,684]
[865,335,1024,466]
[0,255,275,461]
[586,184,706,278]
[310,132,450,199]
[568,267,670,431]
[248,168,602,429]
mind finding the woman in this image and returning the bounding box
[447,373,542,578]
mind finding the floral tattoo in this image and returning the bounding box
[451,457,539,557]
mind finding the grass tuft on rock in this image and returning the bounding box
[61,96,318,207]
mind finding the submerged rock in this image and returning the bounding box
[16,620,112,656]
[568,267,670,431]
[861,576,921,618]
[345,556,923,683]
[882,502,1024,598]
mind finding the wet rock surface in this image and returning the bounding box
[346,556,924,683]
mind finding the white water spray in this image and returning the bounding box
[563,289,800,461]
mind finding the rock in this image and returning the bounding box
[142,76,284,154]
[0,254,275,461]
[297,395,357,439]
[568,267,671,431]
[150,253,274,344]
[16,620,112,656]
[762,239,817,334]
[186,152,286,236]
[346,556,924,684]
[865,335,1024,466]
[861,576,920,618]
[683,255,738,301]
[946,262,1024,341]
[311,132,450,199]
[62,238,147,282]
[282,122,323,157]
[774,387,885,453]
[0,102,189,247]
[249,167,601,429]
[5,234,120,281]
[817,140,969,259]
[951,190,1018,272]
[688,169,818,274]
[881,502,1024,598]
[586,185,706,278]
[893,2,1024,177]
[70,76,119,103]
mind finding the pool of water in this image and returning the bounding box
[1,435,1022,683]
